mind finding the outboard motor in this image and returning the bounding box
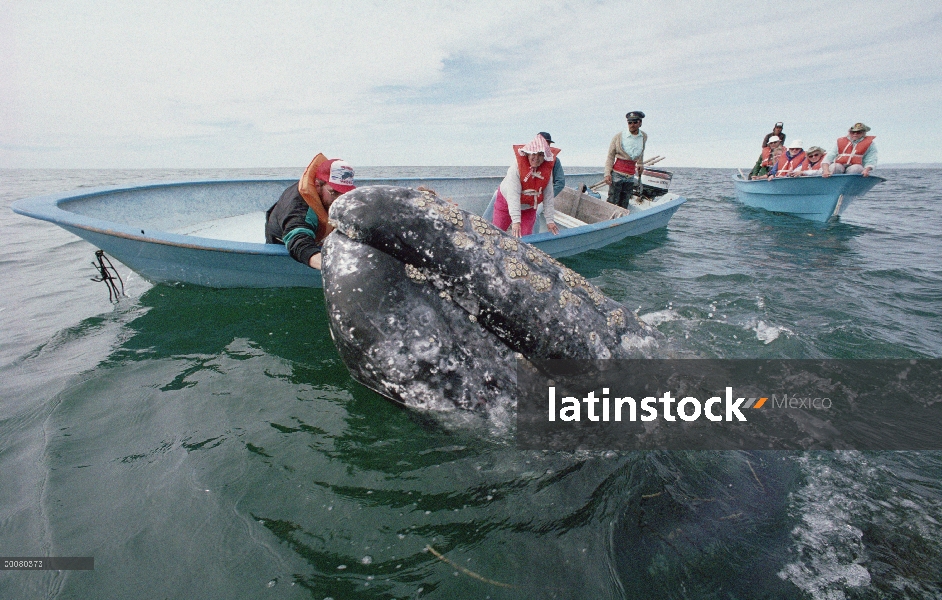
[640,168,672,198]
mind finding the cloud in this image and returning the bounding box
[2,0,941,168]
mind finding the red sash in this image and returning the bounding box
[613,157,637,176]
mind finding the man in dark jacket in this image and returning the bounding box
[762,122,786,148]
[265,156,355,269]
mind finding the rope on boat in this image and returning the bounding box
[90,250,127,303]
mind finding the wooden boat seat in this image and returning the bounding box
[552,212,588,229]
[553,187,630,226]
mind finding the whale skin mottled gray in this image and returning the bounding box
[322,185,661,410]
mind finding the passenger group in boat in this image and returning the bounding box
[747,121,878,179]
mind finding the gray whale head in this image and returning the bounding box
[322,185,661,410]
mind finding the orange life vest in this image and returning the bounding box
[513,146,561,207]
[760,146,775,168]
[801,156,825,172]
[775,150,807,176]
[297,153,333,243]
[835,136,875,165]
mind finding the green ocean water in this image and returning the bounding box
[2,167,941,599]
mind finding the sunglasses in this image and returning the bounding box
[627,119,641,124]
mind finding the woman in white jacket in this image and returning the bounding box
[491,134,561,238]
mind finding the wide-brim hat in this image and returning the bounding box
[849,122,871,133]
[786,139,804,149]
[806,146,825,155]
[767,135,781,144]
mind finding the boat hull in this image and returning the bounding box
[12,174,685,288]
[524,194,685,257]
[732,173,885,222]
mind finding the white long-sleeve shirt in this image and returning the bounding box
[498,161,556,225]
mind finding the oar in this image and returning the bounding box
[643,156,665,166]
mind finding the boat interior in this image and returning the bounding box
[552,187,630,229]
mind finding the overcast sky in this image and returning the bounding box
[3,1,941,169]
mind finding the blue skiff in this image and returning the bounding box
[11,175,686,288]
[732,173,885,222]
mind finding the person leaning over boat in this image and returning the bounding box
[265,154,355,269]
[604,111,646,208]
[822,122,878,178]
[762,122,787,148]
[539,131,566,196]
[769,139,806,178]
[492,134,561,238]
[799,146,827,176]
[749,136,783,179]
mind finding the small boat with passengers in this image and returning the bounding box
[732,173,885,222]
[12,173,686,289]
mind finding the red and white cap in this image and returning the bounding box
[315,159,356,195]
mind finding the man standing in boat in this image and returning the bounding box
[762,122,787,148]
[822,123,878,178]
[265,154,355,269]
[604,111,646,208]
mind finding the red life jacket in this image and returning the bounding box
[835,136,875,165]
[760,146,774,168]
[513,146,561,207]
[775,150,807,176]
